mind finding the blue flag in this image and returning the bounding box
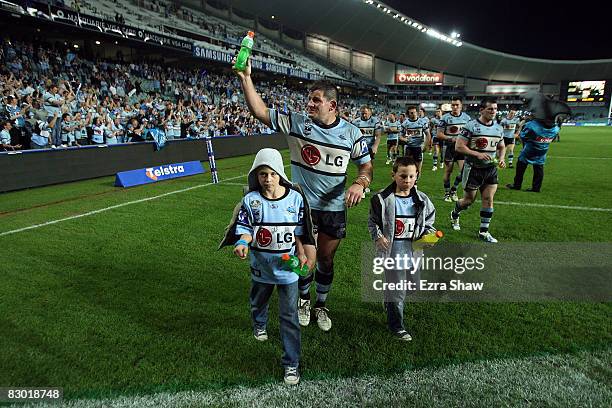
[150,128,167,151]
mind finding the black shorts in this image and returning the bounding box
[444,142,465,162]
[387,139,398,148]
[432,137,442,146]
[503,137,515,146]
[462,163,498,191]
[310,209,347,239]
[404,146,423,162]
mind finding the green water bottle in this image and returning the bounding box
[233,31,255,71]
[280,253,310,276]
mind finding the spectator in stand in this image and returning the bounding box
[1,120,22,151]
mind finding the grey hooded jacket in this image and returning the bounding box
[368,182,436,258]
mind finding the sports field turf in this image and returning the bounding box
[1,127,611,406]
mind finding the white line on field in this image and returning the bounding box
[547,156,612,160]
[0,173,250,237]
[494,200,612,212]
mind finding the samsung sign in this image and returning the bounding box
[395,72,444,85]
[115,161,205,187]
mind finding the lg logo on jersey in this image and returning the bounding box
[301,144,344,167]
[475,138,500,149]
[256,228,294,247]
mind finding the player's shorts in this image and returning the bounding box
[461,163,498,191]
[432,136,442,146]
[443,142,461,162]
[386,138,398,148]
[310,209,347,239]
[503,137,515,146]
[404,146,423,162]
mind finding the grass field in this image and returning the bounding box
[1,127,611,406]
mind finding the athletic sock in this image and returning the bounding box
[480,207,494,233]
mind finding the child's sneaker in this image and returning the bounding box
[314,307,332,332]
[284,366,300,385]
[297,298,311,327]
[450,211,461,231]
[394,329,412,341]
[254,328,268,341]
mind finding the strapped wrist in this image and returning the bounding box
[234,239,249,247]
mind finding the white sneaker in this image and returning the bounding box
[314,307,332,332]
[450,211,461,231]
[451,192,459,202]
[385,159,391,165]
[284,366,300,385]
[443,193,452,202]
[432,165,437,171]
[298,298,311,327]
[254,328,268,341]
[440,163,444,169]
[394,329,412,341]
[478,231,498,243]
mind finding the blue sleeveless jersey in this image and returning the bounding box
[269,109,371,211]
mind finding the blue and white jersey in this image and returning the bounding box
[438,112,472,142]
[430,117,442,136]
[384,120,401,141]
[391,195,417,257]
[92,124,105,144]
[31,122,51,146]
[43,92,62,117]
[519,120,559,165]
[5,105,24,127]
[61,121,75,143]
[269,109,371,211]
[352,116,382,149]
[459,119,504,168]
[235,188,305,285]
[500,116,521,139]
[401,117,429,147]
[1,129,11,144]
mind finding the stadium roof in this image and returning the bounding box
[220,0,612,83]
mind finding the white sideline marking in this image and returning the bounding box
[495,201,612,212]
[0,173,249,237]
[548,156,612,160]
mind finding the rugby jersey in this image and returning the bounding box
[352,116,382,149]
[437,112,472,141]
[401,117,429,147]
[269,109,371,211]
[459,119,504,168]
[235,188,305,285]
[500,116,521,139]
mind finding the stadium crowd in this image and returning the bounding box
[0,38,385,152]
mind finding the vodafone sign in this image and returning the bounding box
[395,72,444,85]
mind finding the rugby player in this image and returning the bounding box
[235,60,373,332]
[436,98,471,202]
[450,97,506,243]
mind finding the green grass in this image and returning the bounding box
[0,127,611,403]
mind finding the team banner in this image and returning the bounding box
[193,46,320,81]
[395,72,444,85]
[29,1,192,52]
[115,161,205,188]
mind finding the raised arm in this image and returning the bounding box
[233,59,272,129]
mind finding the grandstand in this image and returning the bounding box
[0,0,611,406]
